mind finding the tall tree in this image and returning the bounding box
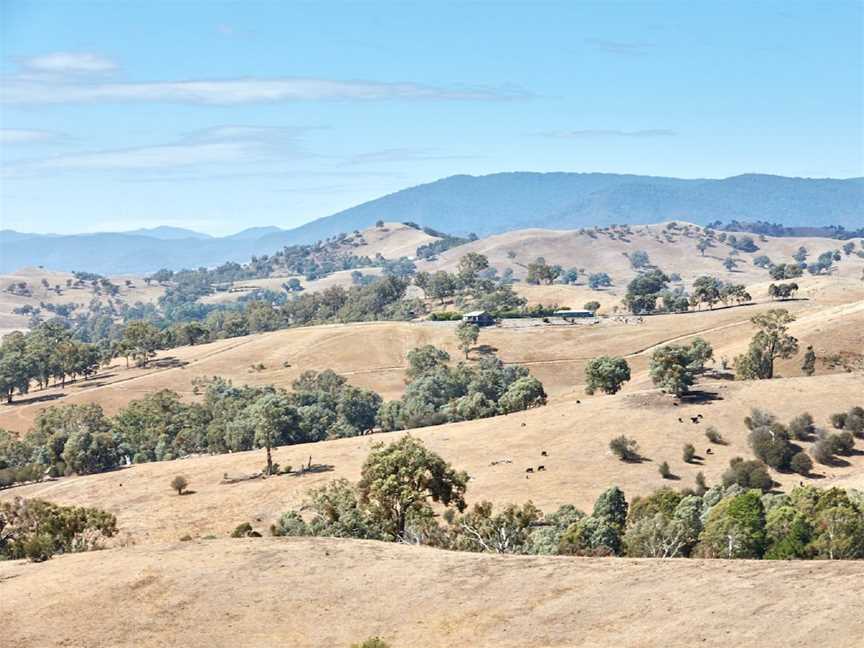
[735,309,799,380]
[358,436,467,540]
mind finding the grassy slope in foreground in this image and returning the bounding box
[2,536,863,648]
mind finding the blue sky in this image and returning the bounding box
[1,0,862,235]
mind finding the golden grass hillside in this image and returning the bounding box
[2,275,861,434]
[421,223,864,289]
[2,536,863,648]
[4,372,862,545]
[0,267,163,335]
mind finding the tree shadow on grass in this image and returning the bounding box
[4,393,64,407]
[680,390,723,405]
[288,463,335,477]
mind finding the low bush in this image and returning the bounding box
[705,427,725,444]
[790,452,813,475]
[722,457,772,492]
[0,498,117,562]
[609,436,640,462]
[682,444,696,463]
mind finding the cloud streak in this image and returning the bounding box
[0,128,62,144]
[20,52,118,74]
[3,126,310,173]
[2,76,528,105]
[538,129,677,139]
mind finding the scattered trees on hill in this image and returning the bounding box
[584,356,631,395]
[734,309,798,380]
[769,263,803,280]
[768,282,799,300]
[273,440,864,560]
[0,348,546,487]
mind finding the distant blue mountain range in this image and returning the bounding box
[2,172,861,274]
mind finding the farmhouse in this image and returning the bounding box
[555,309,595,320]
[462,310,496,326]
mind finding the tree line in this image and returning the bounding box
[0,347,546,488]
[270,436,864,560]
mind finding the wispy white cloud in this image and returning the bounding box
[0,128,62,144]
[19,52,118,75]
[2,76,528,105]
[3,125,309,173]
[537,129,677,138]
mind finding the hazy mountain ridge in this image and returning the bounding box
[2,172,861,274]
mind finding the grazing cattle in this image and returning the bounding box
[541,450,548,457]
[691,417,700,424]
[526,467,534,473]
[576,400,581,404]
[678,417,684,423]
[521,422,526,427]
[537,465,546,471]
[697,414,704,419]
[706,448,713,455]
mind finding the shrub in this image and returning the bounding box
[230,522,261,538]
[748,424,794,470]
[705,426,725,444]
[609,436,640,462]
[351,638,391,648]
[722,457,773,492]
[831,431,856,455]
[831,413,848,429]
[0,498,117,562]
[695,471,707,495]
[790,452,813,476]
[682,444,696,463]
[788,413,815,441]
[659,461,672,479]
[170,475,189,495]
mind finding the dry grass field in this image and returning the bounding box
[1,274,860,435]
[421,223,864,289]
[3,536,863,648]
[0,267,164,335]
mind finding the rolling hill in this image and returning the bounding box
[2,173,861,273]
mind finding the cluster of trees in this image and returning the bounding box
[0,497,117,562]
[767,282,799,300]
[707,220,864,240]
[272,437,864,560]
[0,349,545,487]
[0,322,101,403]
[0,370,382,486]
[624,271,751,315]
[414,253,526,314]
[376,346,547,431]
[525,257,562,285]
[413,224,475,260]
[648,338,714,396]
